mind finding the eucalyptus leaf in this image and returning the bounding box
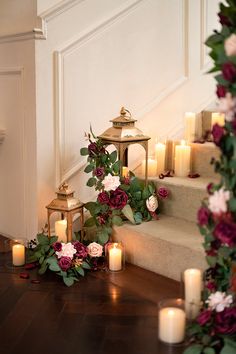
[82,261,91,270]
[122,204,135,224]
[110,150,117,163]
[87,177,97,187]
[37,233,49,245]
[49,263,61,272]
[84,164,94,173]
[112,215,123,226]
[183,344,203,354]
[80,147,89,156]
[75,266,85,277]
[63,277,75,287]
[84,217,96,227]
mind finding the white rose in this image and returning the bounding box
[146,195,158,212]
[206,291,233,312]
[102,173,120,191]
[87,242,103,257]
[225,33,236,57]
[56,242,77,259]
[208,188,230,215]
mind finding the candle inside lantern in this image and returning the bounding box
[142,158,156,177]
[174,140,191,177]
[122,166,129,178]
[155,142,166,175]
[211,112,225,128]
[159,306,186,344]
[55,219,67,243]
[12,243,25,266]
[184,268,202,319]
[184,112,196,143]
[109,243,122,271]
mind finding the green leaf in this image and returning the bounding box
[97,228,109,245]
[87,177,97,187]
[229,198,236,212]
[39,256,45,265]
[206,256,217,267]
[82,261,91,270]
[85,202,101,215]
[121,204,135,224]
[221,338,236,354]
[63,277,75,287]
[112,160,121,174]
[38,261,48,275]
[49,236,58,245]
[75,266,85,276]
[49,263,61,272]
[84,217,96,227]
[110,150,117,163]
[134,212,143,224]
[46,256,57,265]
[112,215,123,226]
[80,147,89,156]
[84,164,94,173]
[37,233,49,245]
[183,344,203,354]
[203,348,215,354]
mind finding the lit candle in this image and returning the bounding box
[142,158,157,177]
[159,307,186,344]
[211,112,225,128]
[12,244,25,266]
[184,112,196,143]
[184,268,202,319]
[109,243,122,271]
[174,140,191,177]
[55,219,67,242]
[122,166,129,178]
[155,142,166,175]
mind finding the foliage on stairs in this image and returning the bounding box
[184,1,236,353]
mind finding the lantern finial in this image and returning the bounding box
[120,107,132,120]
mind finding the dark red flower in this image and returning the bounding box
[157,187,169,199]
[58,256,72,271]
[218,12,232,27]
[97,191,110,205]
[97,215,106,225]
[53,242,62,252]
[207,183,214,195]
[73,241,88,258]
[222,62,236,82]
[88,142,98,156]
[212,124,224,146]
[213,220,236,246]
[197,207,210,226]
[109,188,128,209]
[216,85,227,98]
[206,281,216,291]
[215,307,236,334]
[123,177,130,185]
[94,167,105,179]
[197,310,212,326]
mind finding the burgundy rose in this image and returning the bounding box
[206,281,216,291]
[97,215,106,225]
[157,187,169,199]
[97,191,110,205]
[58,256,72,271]
[73,241,88,258]
[197,207,210,226]
[216,85,227,98]
[213,220,236,246]
[109,188,128,209]
[212,124,224,146]
[52,242,62,252]
[218,12,232,27]
[94,167,105,179]
[215,307,236,334]
[88,142,98,156]
[206,248,217,257]
[197,309,212,326]
[207,183,214,195]
[222,62,236,82]
[123,177,130,185]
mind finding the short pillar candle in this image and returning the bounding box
[12,241,25,266]
[174,140,191,177]
[107,242,124,271]
[184,112,196,143]
[155,142,166,175]
[55,219,67,242]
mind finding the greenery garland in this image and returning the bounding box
[184,1,236,353]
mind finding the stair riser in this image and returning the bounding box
[113,225,207,281]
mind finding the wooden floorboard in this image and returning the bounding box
[0,236,186,354]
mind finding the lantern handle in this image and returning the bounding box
[120,107,132,120]
[58,181,69,191]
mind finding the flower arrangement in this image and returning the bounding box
[80,130,169,244]
[185,1,236,353]
[27,233,104,287]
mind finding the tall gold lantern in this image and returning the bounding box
[98,107,150,183]
[46,182,84,242]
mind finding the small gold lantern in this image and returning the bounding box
[46,182,84,242]
[98,107,150,183]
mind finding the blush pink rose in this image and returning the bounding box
[225,33,236,57]
[208,188,230,215]
[146,195,158,212]
[87,242,103,257]
[102,173,120,191]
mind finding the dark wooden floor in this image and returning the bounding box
[0,237,186,354]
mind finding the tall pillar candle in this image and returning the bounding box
[211,112,225,128]
[159,307,186,344]
[155,142,166,175]
[174,140,191,177]
[142,158,156,177]
[55,219,67,243]
[184,268,202,319]
[122,166,129,178]
[12,244,25,266]
[184,112,196,143]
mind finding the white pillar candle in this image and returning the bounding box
[55,219,67,242]
[12,244,25,266]
[122,166,129,178]
[159,307,186,344]
[109,243,122,271]
[211,112,225,128]
[174,140,191,177]
[155,142,166,175]
[184,268,202,319]
[142,158,157,177]
[184,112,196,143]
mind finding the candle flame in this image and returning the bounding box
[180,139,186,146]
[113,243,118,248]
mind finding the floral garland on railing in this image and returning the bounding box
[80,130,169,245]
[184,1,236,353]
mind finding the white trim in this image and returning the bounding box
[0,27,46,44]
[39,0,85,22]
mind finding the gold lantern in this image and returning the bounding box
[46,182,84,242]
[98,107,150,183]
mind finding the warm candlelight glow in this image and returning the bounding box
[184,268,202,319]
[211,112,225,128]
[142,158,157,177]
[122,166,129,178]
[184,112,196,143]
[155,142,166,175]
[174,140,191,177]
[55,219,67,242]
[12,244,25,266]
[159,306,186,344]
[109,243,122,271]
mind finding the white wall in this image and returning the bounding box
[0,0,220,238]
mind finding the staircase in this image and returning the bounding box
[113,113,220,281]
